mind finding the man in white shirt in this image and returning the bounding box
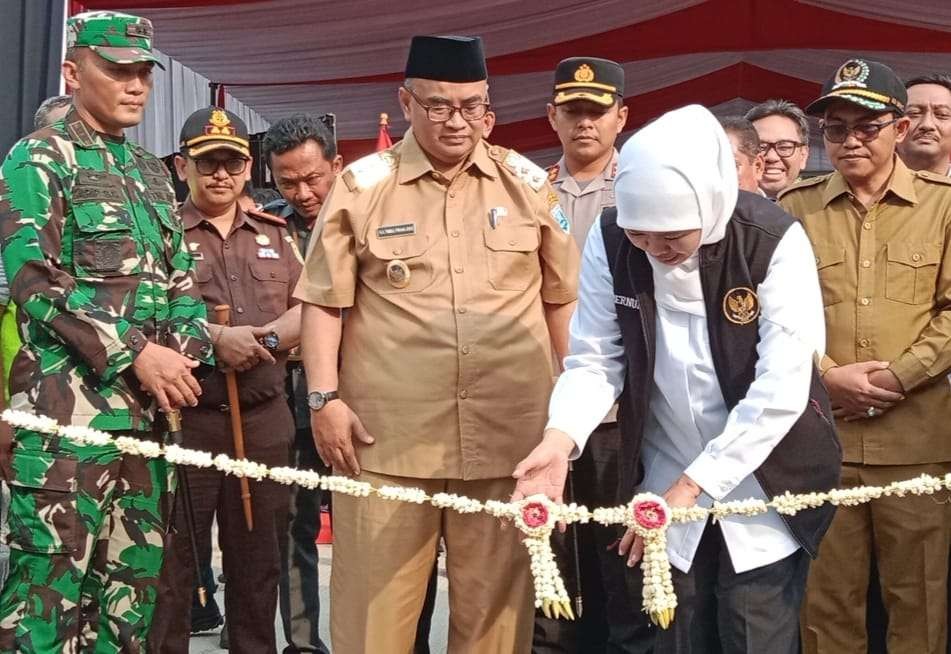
[513,105,841,653]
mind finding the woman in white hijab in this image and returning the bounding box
[512,105,839,653]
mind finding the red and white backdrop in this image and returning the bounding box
[76,0,951,169]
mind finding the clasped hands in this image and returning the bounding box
[823,360,904,421]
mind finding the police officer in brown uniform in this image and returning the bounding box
[294,35,579,653]
[149,108,303,654]
[536,57,649,654]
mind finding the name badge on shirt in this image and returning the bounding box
[377,223,416,238]
[257,247,280,260]
[188,241,204,260]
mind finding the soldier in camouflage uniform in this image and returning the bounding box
[0,11,214,653]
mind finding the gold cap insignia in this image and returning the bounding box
[205,109,237,137]
[723,287,760,325]
[386,260,411,289]
[833,59,870,89]
[255,233,271,246]
[574,64,595,83]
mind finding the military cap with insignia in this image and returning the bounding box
[806,58,907,116]
[179,107,251,158]
[553,57,624,107]
[404,35,487,82]
[67,11,164,69]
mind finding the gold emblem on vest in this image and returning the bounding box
[723,287,759,325]
[387,260,411,288]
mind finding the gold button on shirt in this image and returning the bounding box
[294,130,579,479]
[779,158,951,465]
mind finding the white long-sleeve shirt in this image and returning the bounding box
[547,221,825,573]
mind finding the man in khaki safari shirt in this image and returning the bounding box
[779,58,951,654]
[293,35,578,653]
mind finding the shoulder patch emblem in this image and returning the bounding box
[723,287,759,325]
[503,150,547,192]
[342,151,397,192]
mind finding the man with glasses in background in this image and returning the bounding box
[779,59,951,654]
[149,107,303,654]
[293,35,578,653]
[746,99,811,198]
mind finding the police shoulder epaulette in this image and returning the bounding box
[914,169,951,186]
[777,173,831,200]
[341,151,398,193]
[246,207,287,227]
[489,145,548,192]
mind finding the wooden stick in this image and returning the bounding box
[213,304,254,532]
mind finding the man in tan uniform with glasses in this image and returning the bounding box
[294,35,578,653]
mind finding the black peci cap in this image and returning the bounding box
[806,58,907,116]
[553,57,625,107]
[179,107,250,158]
[404,35,487,83]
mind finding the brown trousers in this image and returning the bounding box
[331,471,534,654]
[802,462,951,654]
[148,405,292,654]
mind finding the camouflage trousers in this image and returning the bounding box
[0,429,172,653]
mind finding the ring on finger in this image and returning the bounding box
[866,406,877,418]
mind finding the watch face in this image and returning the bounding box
[308,392,326,411]
[262,332,279,350]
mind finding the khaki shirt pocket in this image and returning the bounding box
[8,449,79,554]
[483,225,540,291]
[365,232,434,294]
[886,242,941,305]
[250,261,290,316]
[814,245,847,307]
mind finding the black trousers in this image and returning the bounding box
[278,428,331,654]
[654,523,809,654]
[533,424,654,654]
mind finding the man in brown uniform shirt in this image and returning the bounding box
[149,108,303,654]
[294,36,578,653]
[779,59,951,654]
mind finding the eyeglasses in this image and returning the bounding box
[192,157,248,176]
[819,118,899,144]
[405,86,490,123]
[758,140,805,158]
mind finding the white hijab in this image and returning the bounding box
[614,105,738,315]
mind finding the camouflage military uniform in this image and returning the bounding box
[0,13,211,654]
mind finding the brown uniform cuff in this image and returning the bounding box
[889,352,929,393]
[818,354,838,377]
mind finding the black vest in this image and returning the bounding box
[601,191,841,557]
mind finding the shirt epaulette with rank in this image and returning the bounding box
[341,150,399,193]
[914,169,951,186]
[246,207,287,227]
[488,145,548,192]
[777,173,832,200]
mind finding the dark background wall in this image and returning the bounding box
[0,0,64,157]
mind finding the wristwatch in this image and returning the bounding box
[307,390,339,411]
[260,331,280,352]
